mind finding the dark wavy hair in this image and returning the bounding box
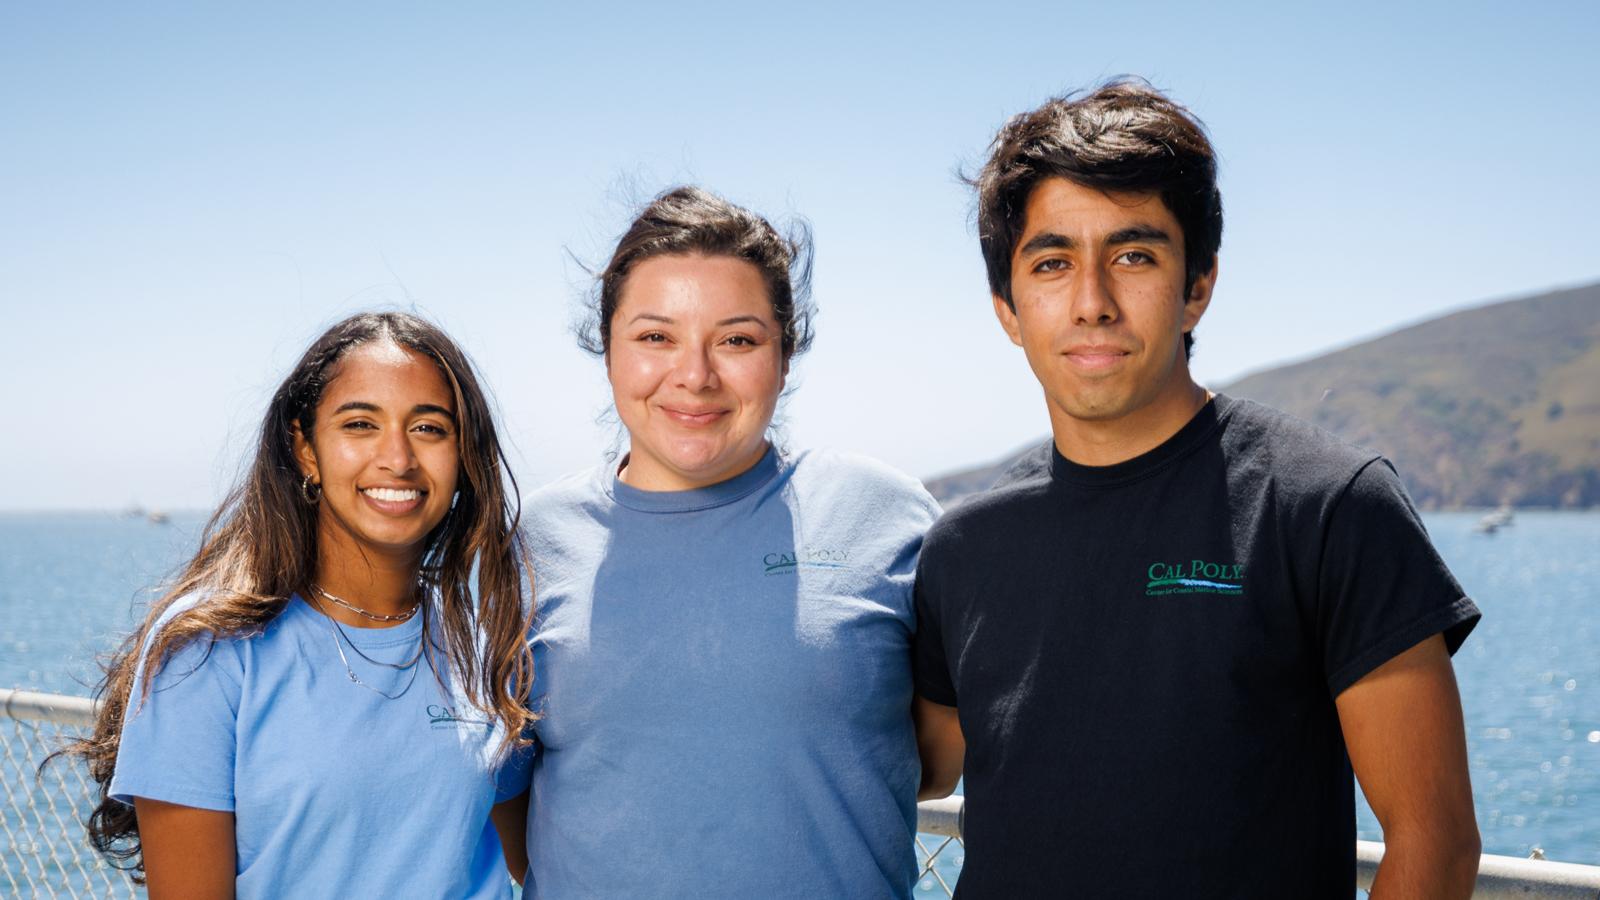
[578,185,815,360]
[54,312,536,882]
[971,77,1223,359]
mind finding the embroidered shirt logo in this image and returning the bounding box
[427,704,489,730]
[763,548,851,576]
[1146,560,1244,596]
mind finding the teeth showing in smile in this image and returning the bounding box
[363,487,421,502]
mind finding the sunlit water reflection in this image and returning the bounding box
[1357,511,1600,865]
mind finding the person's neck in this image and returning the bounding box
[309,532,423,630]
[1048,375,1211,468]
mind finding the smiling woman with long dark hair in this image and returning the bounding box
[60,312,536,899]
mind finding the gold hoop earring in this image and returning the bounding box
[301,473,322,505]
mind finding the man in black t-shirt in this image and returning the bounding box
[912,80,1482,899]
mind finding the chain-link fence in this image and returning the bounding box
[0,690,140,898]
[913,796,964,896]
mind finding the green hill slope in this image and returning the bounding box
[1221,282,1600,509]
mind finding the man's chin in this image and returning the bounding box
[1051,391,1136,423]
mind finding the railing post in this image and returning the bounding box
[916,796,963,838]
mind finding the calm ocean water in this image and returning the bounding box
[2,509,1598,882]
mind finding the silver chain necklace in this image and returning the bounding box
[311,584,420,622]
[307,593,426,700]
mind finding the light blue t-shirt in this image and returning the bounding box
[110,595,526,899]
[511,446,942,899]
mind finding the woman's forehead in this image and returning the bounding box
[615,255,774,321]
[325,342,454,406]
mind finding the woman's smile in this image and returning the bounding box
[358,484,428,514]
[658,404,731,427]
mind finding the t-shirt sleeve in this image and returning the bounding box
[108,638,242,811]
[912,539,959,707]
[1318,459,1482,697]
[493,729,538,802]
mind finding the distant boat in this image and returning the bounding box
[147,509,170,525]
[1475,505,1515,534]
[121,504,146,519]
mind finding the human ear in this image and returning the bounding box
[290,421,319,483]
[1182,255,1218,332]
[992,294,1025,348]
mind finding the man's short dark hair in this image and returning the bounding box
[973,78,1223,358]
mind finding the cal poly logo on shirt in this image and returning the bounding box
[762,548,852,577]
[427,704,490,731]
[1145,559,1244,596]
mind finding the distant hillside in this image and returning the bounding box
[923,442,1043,508]
[1223,282,1600,509]
[923,282,1600,510]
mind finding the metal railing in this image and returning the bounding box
[0,689,139,898]
[913,796,964,894]
[3,688,1598,899]
[1357,841,1600,899]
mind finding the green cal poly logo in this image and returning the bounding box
[763,548,851,576]
[427,704,489,730]
[1145,559,1244,596]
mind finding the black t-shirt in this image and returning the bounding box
[913,395,1480,899]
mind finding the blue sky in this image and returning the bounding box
[4,1,1597,510]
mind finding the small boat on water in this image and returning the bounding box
[147,509,170,525]
[1474,505,1515,534]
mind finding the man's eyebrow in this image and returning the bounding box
[1107,225,1171,245]
[1018,232,1075,256]
[1017,226,1172,257]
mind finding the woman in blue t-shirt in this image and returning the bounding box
[61,312,536,898]
[503,187,943,899]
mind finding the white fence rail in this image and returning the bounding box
[1357,841,1600,899]
[3,688,1598,899]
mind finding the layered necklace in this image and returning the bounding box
[307,585,427,700]
[311,584,419,622]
